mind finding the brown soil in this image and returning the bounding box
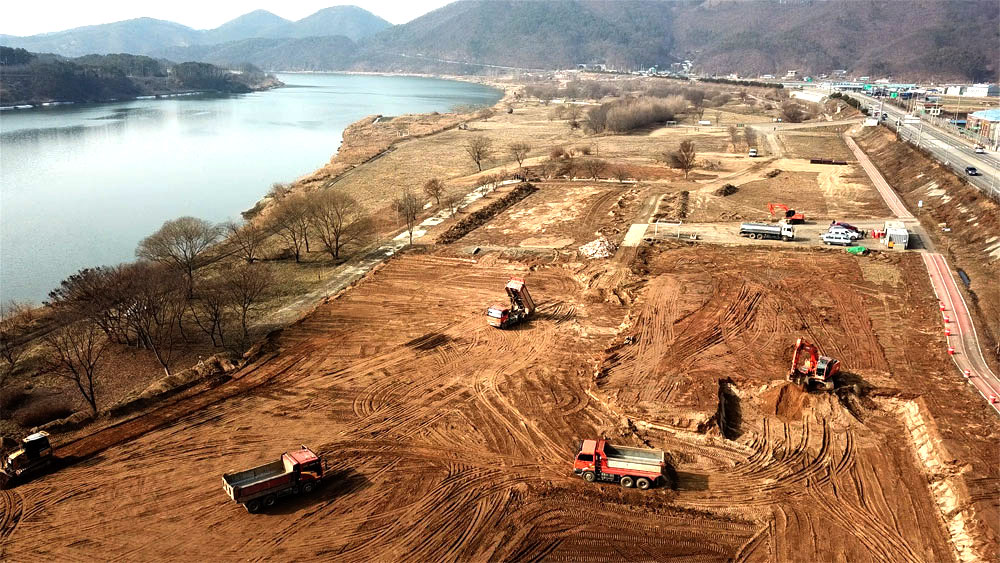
[2,91,997,563]
[760,383,810,422]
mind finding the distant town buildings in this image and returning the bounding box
[944,84,1000,97]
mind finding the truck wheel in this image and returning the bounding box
[264,495,277,508]
[620,476,635,488]
[246,500,261,513]
[302,481,316,494]
[636,477,651,490]
[582,471,596,483]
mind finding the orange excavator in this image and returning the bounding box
[788,338,840,391]
[486,277,536,328]
[767,203,805,224]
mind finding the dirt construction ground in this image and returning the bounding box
[2,100,998,562]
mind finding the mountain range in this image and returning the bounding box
[2,1,997,81]
[0,6,389,57]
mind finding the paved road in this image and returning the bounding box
[847,130,1000,413]
[844,135,914,219]
[857,93,1000,198]
[923,253,1000,413]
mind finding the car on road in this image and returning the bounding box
[965,166,979,176]
[821,232,855,246]
[748,148,758,157]
[974,146,985,154]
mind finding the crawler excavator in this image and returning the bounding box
[486,277,536,329]
[767,203,805,224]
[787,338,840,391]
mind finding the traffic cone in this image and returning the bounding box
[944,327,952,336]
[943,315,951,323]
[939,302,946,311]
[963,370,971,379]
[947,346,955,355]
[991,394,998,404]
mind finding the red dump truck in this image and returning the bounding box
[572,439,668,490]
[222,446,324,513]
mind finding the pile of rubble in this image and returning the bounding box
[579,237,617,259]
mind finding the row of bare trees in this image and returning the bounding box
[464,137,532,172]
[728,125,759,151]
[240,188,374,263]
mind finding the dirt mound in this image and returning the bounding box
[437,182,538,244]
[760,382,810,422]
[579,237,617,259]
[715,183,739,196]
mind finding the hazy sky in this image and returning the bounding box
[2,1,453,36]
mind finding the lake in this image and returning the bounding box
[0,73,502,303]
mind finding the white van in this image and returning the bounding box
[821,232,855,246]
[828,225,862,240]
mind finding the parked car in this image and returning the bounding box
[828,226,863,240]
[821,232,855,246]
[965,166,979,176]
[973,146,985,154]
[748,148,758,157]
[831,221,863,235]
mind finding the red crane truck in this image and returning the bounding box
[572,439,668,490]
[222,446,324,513]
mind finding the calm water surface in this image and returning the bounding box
[0,74,501,302]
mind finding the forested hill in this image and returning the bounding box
[1,1,996,82]
[0,47,281,106]
[363,0,997,82]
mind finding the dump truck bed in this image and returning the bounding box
[222,459,293,502]
[603,443,665,472]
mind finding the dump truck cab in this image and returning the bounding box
[1,432,54,488]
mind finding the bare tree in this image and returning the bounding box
[268,182,291,201]
[221,263,273,348]
[0,301,33,387]
[508,142,531,168]
[728,125,742,151]
[581,158,607,180]
[743,127,758,149]
[225,219,270,263]
[46,321,109,415]
[567,105,583,130]
[136,217,222,296]
[47,265,141,346]
[612,165,630,183]
[781,101,807,123]
[129,266,186,375]
[307,190,373,260]
[443,191,463,215]
[393,190,422,245]
[670,141,698,178]
[189,278,229,348]
[465,136,493,172]
[422,178,445,207]
[270,194,311,262]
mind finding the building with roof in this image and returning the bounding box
[967,109,1000,148]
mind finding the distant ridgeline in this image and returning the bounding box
[0,46,280,106]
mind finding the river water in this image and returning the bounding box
[0,74,501,302]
